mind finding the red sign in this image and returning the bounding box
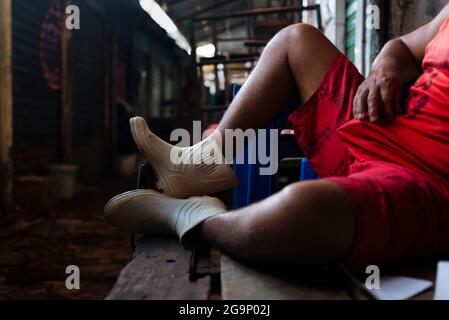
[40,0,64,91]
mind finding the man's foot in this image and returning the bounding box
[104,190,226,242]
[130,117,239,198]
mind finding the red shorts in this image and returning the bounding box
[288,54,449,270]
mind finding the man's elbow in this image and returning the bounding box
[392,37,423,70]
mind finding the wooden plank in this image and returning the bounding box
[106,238,210,300]
[0,0,13,215]
[61,0,73,164]
[221,255,350,300]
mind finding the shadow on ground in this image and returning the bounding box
[0,179,134,300]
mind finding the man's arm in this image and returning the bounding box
[401,4,449,64]
[353,4,449,122]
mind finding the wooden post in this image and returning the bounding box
[212,20,220,118]
[0,0,13,215]
[189,17,202,120]
[61,0,73,164]
[104,1,115,174]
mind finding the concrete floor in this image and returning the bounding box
[0,180,134,300]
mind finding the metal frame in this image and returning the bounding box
[193,5,320,22]
[188,2,322,125]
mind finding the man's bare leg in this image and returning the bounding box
[217,23,340,134]
[122,25,356,264]
[201,181,355,265]
[201,25,355,264]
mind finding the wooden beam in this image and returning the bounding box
[244,39,269,47]
[221,255,350,300]
[216,37,269,42]
[61,0,73,164]
[0,0,13,214]
[177,0,241,21]
[194,5,320,22]
[198,54,258,66]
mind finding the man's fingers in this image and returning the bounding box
[354,86,369,120]
[353,86,362,118]
[380,84,395,121]
[367,85,382,122]
[394,90,403,115]
[355,74,402,122]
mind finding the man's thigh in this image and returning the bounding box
[288,54,364,178]
[328,160,449,270]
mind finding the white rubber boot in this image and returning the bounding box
[130,117,239,198]
[104,190,226,242]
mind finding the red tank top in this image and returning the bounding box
[338,18,449,199]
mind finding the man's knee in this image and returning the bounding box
[283,23,321,39]
[274,23,324,46]
[280,181,355,250]
[245,180,352,237]
[281,181,340,208]
[240,181,356,261]
[271,23,339,93]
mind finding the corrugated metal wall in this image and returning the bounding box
[12,0,187,183]
[12,0,61,174]
[389,0,447,37]
[71,0,106,182]
[345,0,357,63]
[12,0,106,182]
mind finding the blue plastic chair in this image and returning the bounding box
[232,85,317,209]
[300,158,318,181]
[231,85,268,208]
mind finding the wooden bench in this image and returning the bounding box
[107,237,439,300]
[106,238,210,300]
[220,255,349,300]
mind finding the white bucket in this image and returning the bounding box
[49,165,78,199]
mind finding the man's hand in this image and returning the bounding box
[353,71,402,123]
[353,4,449,123]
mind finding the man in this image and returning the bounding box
[105,5,449,270]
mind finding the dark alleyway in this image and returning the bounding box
[0,180,134,300]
